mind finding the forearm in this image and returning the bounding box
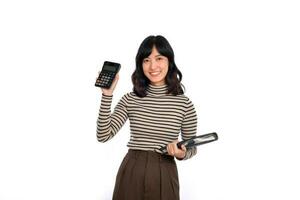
[96,94,114,142]
[96,93,128,142]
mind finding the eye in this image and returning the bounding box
[143,58,150,63]
[157,57,163,61]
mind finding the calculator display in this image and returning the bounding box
[103,65,118,72]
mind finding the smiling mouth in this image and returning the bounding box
[149,71,161,76]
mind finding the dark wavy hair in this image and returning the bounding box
[131,35,185,97]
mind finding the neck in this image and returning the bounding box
[150,80,166,86]
[146,84,168,96]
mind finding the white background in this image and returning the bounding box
[0,0,299,199]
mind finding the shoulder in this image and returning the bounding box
[173,94,194,105]
[122,92,137,99]
[119,92,137,101]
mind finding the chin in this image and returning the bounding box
[151,80,165,85]
[146,74,166,85]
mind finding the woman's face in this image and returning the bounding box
[142,46,169,86]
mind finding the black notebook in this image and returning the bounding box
[160,132,218,154]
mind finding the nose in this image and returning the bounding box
[149,60,158,70]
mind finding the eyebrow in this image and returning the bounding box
[145,54,163,59]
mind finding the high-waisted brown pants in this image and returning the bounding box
[112,149,180,200]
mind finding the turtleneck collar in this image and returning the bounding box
[146,84,169,96]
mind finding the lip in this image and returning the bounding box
[149,71,161,76]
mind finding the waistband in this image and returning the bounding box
[127,149,175,163]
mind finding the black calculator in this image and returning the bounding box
[95,61,121,88]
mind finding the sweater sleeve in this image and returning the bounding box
[96,93,129,142]
[176,98,198,161]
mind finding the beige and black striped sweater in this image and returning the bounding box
[96,84,198,160]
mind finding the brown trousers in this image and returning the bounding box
[112,149,180,200]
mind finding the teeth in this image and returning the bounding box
[150,72,160,75]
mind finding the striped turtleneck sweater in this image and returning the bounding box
[96,84,198,160]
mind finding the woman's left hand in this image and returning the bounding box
[167,140,186,159]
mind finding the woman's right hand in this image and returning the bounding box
[101,73,119,96]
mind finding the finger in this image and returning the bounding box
[181,144,187,152]
[113,73,119,84]
[173,139,179,149]
[173,139,179,144]
[110,74,119,90]
[170,145,174,155]
[113,74,119,84]
[174,140,180,149]
[172,144,177,155]
[175,144,183,155]
[168,144,175,156]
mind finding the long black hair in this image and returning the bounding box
[132,35,184,97]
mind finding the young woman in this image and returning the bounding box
[97,35,198,200]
